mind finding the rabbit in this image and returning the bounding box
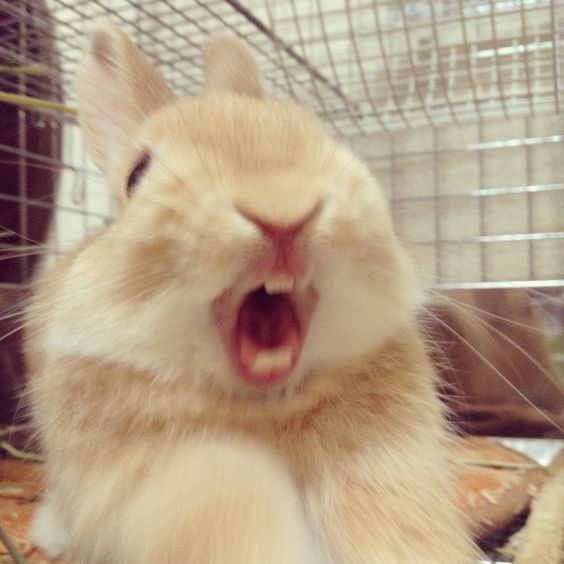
[25,24,475,564]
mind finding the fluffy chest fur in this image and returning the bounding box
[30,327,438,482]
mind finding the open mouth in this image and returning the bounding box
[213,276,317,387]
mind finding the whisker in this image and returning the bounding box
[0,321,29,344]
[528,288,564,304]
[0,308,28,324]
[427,310,564,434]
[0,250,58,264]
[427,294,564,391]
[0,225,47,246]
[0,158,104,181]
[474,315,564,392]
[430,291,556,335]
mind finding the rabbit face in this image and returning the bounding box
[41,28,420,397]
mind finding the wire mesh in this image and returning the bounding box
[0,0,562,289]
[2,1,561,132]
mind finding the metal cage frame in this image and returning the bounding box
[0,0,562,289]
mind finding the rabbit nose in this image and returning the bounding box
[237,201,322,245]
[238,204,321,281]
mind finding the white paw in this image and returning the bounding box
[29,501,70,558]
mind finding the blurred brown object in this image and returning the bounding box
[0,0,61,444]
[0,459,71,563]
[0,459,42,561]
[427,288,564,438]
[452,437,547,539]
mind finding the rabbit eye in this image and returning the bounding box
[126,151,151,195]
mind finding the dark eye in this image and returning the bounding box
[126,151,151,195]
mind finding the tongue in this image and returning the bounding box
[237,290,300,384]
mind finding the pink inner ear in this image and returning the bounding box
[91,31,119,73]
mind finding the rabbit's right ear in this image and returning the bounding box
[76,24,174,175]
[203,35,262,98]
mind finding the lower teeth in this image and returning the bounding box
[250,348,292,374]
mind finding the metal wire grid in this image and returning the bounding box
[352,115,563,288]
[2,0,562,133]
[0,0,562,289]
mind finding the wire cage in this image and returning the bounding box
[0,3,562,561]
[0,0,562,292]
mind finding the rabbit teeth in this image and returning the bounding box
[251,347,293,374]
[264,276,295,295]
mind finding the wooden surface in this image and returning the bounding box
[0,459,48,562]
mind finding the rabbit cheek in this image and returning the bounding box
[101,234,179,306]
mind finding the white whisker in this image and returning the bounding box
[427,310,564,435]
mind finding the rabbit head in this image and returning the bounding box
[43,25,421,397]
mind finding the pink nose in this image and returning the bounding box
[238,206,321,279]
[249,217,305,245]
[237,203,321,244]
[254,219,306,277]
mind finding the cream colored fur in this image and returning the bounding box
[26,24,475,563]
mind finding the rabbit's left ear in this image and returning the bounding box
[203,35,262,98]
[76,23,175,175]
